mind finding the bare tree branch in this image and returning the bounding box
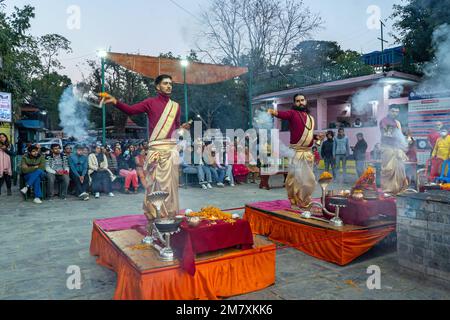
[196,0,323,70]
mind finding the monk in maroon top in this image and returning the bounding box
[100,75,190,230]
[114,93,181,140]
[267,94,323,208]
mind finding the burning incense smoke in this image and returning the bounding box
[58,85,92,141]
[253,107,274,130]
[417,24,450,94]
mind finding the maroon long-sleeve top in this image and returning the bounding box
[276,109,315,146]
[114,93,181,139]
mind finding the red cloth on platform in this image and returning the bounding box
[95,215,148,232]
[249,197,397,227]
[325,196,397,226]
[171,219,254,276]
[95,214,253,276]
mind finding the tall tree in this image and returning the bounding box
[391,0,450,64]
[197,0,323,72]
[38,34,72,75]
[29,72,72,130]
[0,3,41,117]
[288,40,343,70]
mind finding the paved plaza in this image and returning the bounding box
[1,176,450,300]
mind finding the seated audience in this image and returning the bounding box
[118,145,139,193]
[69,145,90,201]
[45,144,70,200]
[88,145,114,198]
[63,145,72,158]
[20,145,46,204]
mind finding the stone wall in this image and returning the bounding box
[397,191,450,283]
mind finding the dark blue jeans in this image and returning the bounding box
[24,169,45,198]
[208,166,226,183]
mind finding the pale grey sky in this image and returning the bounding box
[7,0,403,82]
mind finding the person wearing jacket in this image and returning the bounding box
[20,144,46,204]
[321,130,336,177]
[352,133,368,178]
[69,145,90,200]
[333,128,350,180]
[45,144,70,200]
[88,145,114,198]
[0,133,15,196]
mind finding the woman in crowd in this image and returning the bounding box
[118,144,139,193]
[0,133,15,196]
[135,144,148,190]
[101,145,117,181]
[88,145,114,198]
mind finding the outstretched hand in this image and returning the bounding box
[267,109,277,116]
[98,92,117,105]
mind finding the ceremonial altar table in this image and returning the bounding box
[244,199,396,266]
[324,195,397,226]
[170,219,254,275]
[90,215,275,300]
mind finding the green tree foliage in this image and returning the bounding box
[0,3,41,118]
[0,2,72,129]
[288,40,343,70]
[29,72,71,130]
[391,0,450,63]
[85,59,150,132]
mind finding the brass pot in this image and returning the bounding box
[352,191,364,200]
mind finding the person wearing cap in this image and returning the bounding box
[69,145,90,200]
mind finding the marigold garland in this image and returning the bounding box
[187,206,236,224]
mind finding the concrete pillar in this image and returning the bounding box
[316,98,328,130]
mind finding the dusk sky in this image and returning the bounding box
[7,0,403,82]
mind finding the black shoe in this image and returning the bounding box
[7,189,12,196]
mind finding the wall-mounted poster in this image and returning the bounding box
[0,92,12,122]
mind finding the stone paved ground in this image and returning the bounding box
[1,176,450,300]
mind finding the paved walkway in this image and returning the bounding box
[1,176,449,300]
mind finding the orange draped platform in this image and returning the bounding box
[244,205,395,266]
[89,222,276,300]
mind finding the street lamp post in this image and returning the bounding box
[98,50,108,145]
[248,68,253,129]
[180,59,189,123]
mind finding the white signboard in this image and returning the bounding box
[0,92,12,122]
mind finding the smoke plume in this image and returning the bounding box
[58,85,92,141]
[417,24,450,94]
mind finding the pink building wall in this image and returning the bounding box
[271,89,410,155]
